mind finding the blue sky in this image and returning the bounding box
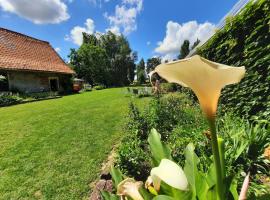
[0,0,238,62]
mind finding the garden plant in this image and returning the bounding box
[101,55,268,200]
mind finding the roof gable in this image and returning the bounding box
[0,28,74,74]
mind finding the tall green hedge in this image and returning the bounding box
[197,0,270,122]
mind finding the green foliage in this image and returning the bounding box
[148,129,172,166]
[137,59,146,84]
[116,93,205,179]
[93,84,106,90]
[178,40,190,59]
[197,0,270,122]
[146,57,161,73]
[0,94,22,106]
[69,31,137,87]
[160,83,178,93]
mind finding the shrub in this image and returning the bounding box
[160,82,178,93]
[0,94,22,106]
[116,93,205,179]
[93,84,106,90]
[115,135,151,181]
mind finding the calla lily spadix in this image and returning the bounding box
[147,159,188,191]
[117,178,144,200]
[150,55,246,119]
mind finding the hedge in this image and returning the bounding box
[197,0,270,122]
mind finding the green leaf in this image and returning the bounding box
[110,167,123,187]
[148,129,172,166]
[101,191,119,200]
[139,187,155,200]
[152,195,175,200]
[184,143,208,200]
[229,178,239,200]
[159,178,193,199]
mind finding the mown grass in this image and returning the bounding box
[0,88,150,200]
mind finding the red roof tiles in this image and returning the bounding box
[0,28,74,74]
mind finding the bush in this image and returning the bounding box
[116,92,269,197]
[93,85,106,90]
[0,94,22,106]
[160,82,178,93]
[116,93,205,179]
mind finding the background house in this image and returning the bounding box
[0,28,74,93]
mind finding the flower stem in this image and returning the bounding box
[208,117,224,200]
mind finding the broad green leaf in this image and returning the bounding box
[101,191,119,200]
[159,180,192,200]
[206,187,217,200]
[184,143,208,200]
[152,195,174,200]
[229,178,239,200]
[148,129,172,166]
[110,166,123,187]
[206,163,216,188]
[139,187,155,200]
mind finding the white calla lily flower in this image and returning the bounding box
[152,55,245,119]
[150,159,188,191]
[117,178,144,200]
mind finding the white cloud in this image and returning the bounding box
[55,47,61,52]
[104,0,143,35]
[0,0,70,24]
[147,41,151,46]
[68,18,95,46]
[155,20,215,61]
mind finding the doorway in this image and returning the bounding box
[0,72,9,91]
[49,78,59,91]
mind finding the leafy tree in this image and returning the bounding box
[178,40,190,59]
[68,31,137,86]
[146,57,161,73]
[191,38,200,50]
[77,44,109,85]
[136,59,146,84]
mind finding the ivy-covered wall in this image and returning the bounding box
[197,0,270,122]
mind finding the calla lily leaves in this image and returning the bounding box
[152,55,246,119]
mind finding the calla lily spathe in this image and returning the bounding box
[151,55,246,119]
[117,178,144,200]
[148,159,188,191]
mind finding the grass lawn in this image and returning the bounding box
[0,88,149,200]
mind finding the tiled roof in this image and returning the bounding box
[0,28,74,74]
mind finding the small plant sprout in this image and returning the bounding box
[152,55,246,200]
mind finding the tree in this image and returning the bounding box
[146,57,161,73]
[76,44,109,85]
[68,31,137,87]
[136,58,146,84]
[178,40,190,59]
[191,39,200,50]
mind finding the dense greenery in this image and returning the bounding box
[0,88,149,199]
[178,40,190,59]
[69,31,137,87]
[136,59,146,84]
[0,94,22,106]
[116,93,270,198]
[146,57,161,73]
[197,0,270,122]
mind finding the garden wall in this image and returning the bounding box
[197,0,269,122]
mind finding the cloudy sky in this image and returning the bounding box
[0,0,238,61]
